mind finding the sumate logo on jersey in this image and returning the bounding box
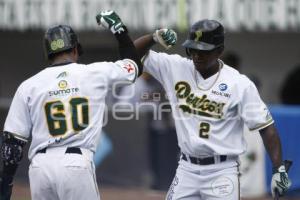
[175,81,225,119]
[58,80,68,89]
[48,80,79,97]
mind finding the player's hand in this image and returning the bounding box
[96,10,127,34]
[153,28,177,50]
[271,165,291,197]
[0,173,13,200]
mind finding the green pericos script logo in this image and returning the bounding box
[50,39,65,51]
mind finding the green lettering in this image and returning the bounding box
[175,82,191,98]
[186,93,195,104]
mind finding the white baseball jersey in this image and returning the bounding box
[4,59,138,160]
[144,50,273,157]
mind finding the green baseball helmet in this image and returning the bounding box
[182,19,224,51]
[44,25,83,59]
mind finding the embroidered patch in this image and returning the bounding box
[211,176,234,197]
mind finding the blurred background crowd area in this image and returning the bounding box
[0,0,300,199]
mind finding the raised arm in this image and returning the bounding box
[134,29,177,59]
[96,10,143,76]
[134,34,156,59]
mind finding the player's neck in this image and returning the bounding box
[50,53,77,66]
[196,61,220,79]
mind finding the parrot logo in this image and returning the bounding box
[194,30,202,42]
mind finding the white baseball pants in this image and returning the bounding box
[29,147,100,200]
[166,157,240,200]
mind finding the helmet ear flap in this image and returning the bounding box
[185,48,191,57]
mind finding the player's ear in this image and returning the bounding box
[72,47,79,61]
[73,47,77,55]
[215,46,224,57]
[77,44,83,56]
[185,48,191,57]
[218,46,224,54]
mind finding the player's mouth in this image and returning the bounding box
[193,60,206,66]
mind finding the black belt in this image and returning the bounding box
[182,153,227,165]
[37,147,82,155]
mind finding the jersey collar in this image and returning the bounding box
[49,61,74,67]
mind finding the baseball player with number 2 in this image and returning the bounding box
[0,10,142,200]
[134,19,291,199]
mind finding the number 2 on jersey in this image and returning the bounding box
[44,97,89,136]
[199,122,210,139]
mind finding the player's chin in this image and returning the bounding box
[193,60,207,69]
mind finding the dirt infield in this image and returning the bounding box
[12,183,299,200]
[12,183,166,200]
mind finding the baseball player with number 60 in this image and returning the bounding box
[0,10,142,200]
[134,19,291,199]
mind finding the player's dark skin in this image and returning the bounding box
[49,47,79,65]
[134,34,221,79]
[189,48,222,79]
[134,33,283,168]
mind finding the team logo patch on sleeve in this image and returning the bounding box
[117,59,138,82]
[123,63,135,73]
